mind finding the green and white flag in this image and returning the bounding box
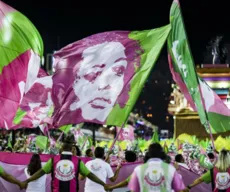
[168,0,230,133]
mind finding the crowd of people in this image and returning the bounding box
[0,131,230,191]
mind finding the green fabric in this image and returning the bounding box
[168,1,208,128]
[106,25,171,126]
[0,11,43,73]
[151,131,159,143]
[42,159,52,174]
[140,161,169,192]
[7,132,12,148]
[42,159,90,176]
[199,155,213,170]
[0,166,4,176]
[201,170,211,183]
[13,108,27,125]
[207,112,230,134]
[126,175,131,183]
[140,163,148,192]
[36,136,48,150]
[59,125,72,134]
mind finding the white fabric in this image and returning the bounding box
[178,162,189,170]
[84,158,114,192]
[24,168,46,192]
[61,151,73,155]
[135,158,176,192]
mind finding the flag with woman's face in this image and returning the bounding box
[52,25,171,127]
[0,1,43,129]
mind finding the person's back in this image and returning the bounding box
[212,150,230,192]
[52,145,80,192]
[85,158,113,192]
[129,143,185,192]
[25,154,46,192]
[134,159,176,191]
[84,147,116,192]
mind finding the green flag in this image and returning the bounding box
[151,131,159,143]
[36,136,48,150]
[168,1,230,134]
[168,0,208,128]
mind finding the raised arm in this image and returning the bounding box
[109,164,122,182]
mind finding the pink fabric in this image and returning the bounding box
[0,161,51,192]
[0,1,16,29]
[52,156,60,192]
[172,171,186,191]
[128,171,140,192]
[213,167,230,192]
[0,51,31,129]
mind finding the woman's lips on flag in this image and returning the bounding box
[88,97,111,109]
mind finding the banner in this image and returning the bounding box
[0,152,211,192]
[52,25,171,127]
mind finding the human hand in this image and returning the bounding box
[181,188,190,192]
[117,163,122,170]
[19,181,27,190]
[104,184,113,191]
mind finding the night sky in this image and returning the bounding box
[3,0,230,133]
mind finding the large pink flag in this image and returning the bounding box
[0,1,43,129]
[51,26,171,127]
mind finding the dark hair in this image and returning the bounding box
[207,153,215,159]
[62,135,75,151]
[85,149,92,157]
[125,151,137,162]
[148,143,165,160]
[27,154,42,175]
[144,152,150,163]
[4,147,12,152]
[164,155,171,164]
[175,154,184,163]
[94,147,104,158]
[73,145,82,156]
[62,142,73,151]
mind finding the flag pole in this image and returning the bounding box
[109,123,125,151]
[81,136,89,151]
[205,122,215,151]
